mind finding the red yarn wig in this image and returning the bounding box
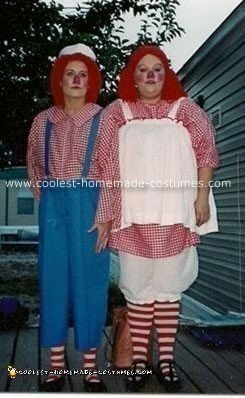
[50,53,103,106]
[118,45,187,102]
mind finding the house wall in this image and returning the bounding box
[178,3,245,314]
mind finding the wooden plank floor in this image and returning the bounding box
[1,326,245,393]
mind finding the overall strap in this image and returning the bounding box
[44,119,53,177]
[168,97,185,119]
[82,110,102,178]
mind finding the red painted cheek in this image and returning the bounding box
[156,72,165,83]
[79,79,87,89]
[134,71,145,83]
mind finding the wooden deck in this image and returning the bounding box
[1,326,245,393]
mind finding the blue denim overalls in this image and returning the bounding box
[38,111,110,350]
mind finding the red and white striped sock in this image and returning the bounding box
[153,301,180,376]
[83,348,100,383]
[127,301,154,380]
[45,346,65,383]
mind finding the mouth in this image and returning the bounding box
[146,80,156,85]
[71,86,81,89]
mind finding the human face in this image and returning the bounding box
[134,54,165,103]
[61,60,88,101]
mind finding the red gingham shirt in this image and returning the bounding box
[96,98,219,258]
[27,104,103,200]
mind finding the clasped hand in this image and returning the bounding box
[88,221,112,253]
[194,196,210,227]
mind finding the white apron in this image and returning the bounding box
[117,99,218,303]
[118,98,218,235]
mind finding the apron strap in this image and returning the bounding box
[120,99,134,121]
[168,97,185,119]
[82,110,103,178]
[44,119,53,178]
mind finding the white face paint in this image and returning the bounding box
[61,60,88,101]
[134,54,166,102]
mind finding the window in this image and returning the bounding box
[17,198,34,215]
[17,185,34,215]
[209,107,222,129]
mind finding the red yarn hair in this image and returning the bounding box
[50,53,102,106]
[118,45,187,102]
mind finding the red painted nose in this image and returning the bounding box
[73,74,81,84]
[147,70,155,79]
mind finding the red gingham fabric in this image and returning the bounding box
[96,98,219,258]
[27,104,103,200]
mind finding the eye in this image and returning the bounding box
[80,72,87,78]
[154,67,162,72]
[139,68,147,73]
[65,71,74,77]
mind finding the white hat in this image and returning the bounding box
[58,43,96,61]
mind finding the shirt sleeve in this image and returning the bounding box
[95,104,118,224]
[26,116,43,200]
[178,98,219,168]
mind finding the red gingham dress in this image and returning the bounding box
[27,103,103,200]
[96,98,219,259]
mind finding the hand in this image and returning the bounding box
[88,221,112,253]
[194,196,210,227]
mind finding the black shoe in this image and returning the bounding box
[125,360,151,392]
[156,360,181,392]
[39,375,65,392]
[84,378,107,393]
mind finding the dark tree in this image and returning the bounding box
[0,0,64,163]
[0,0,184,164]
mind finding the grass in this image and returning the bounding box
[0,276,38,296]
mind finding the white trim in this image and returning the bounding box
[120,99,134,121]
[167,97,185,119]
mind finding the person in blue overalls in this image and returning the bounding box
[27,43,111,392]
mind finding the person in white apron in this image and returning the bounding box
[27,44,111,393]
[96,45,219,392]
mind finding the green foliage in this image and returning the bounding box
[0,0,64,163]
[0,0,184,163]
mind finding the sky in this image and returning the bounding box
[53,0,243,71]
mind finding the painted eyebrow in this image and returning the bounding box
[65,68,88,73]
[137,63,163,68]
